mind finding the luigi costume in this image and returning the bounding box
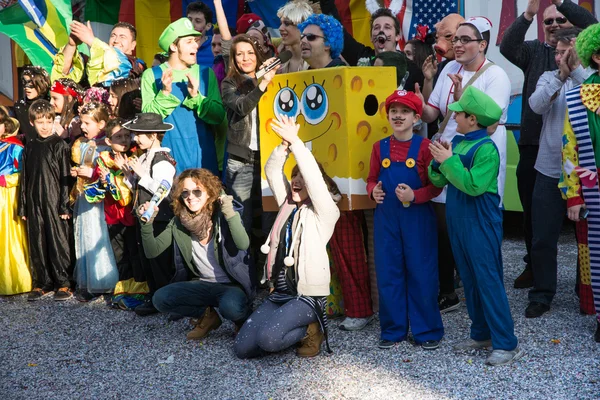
[429,86,520,359]
[141,18,225,175]
[368,90,444,348]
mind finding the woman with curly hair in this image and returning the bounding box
[559,22,600,342]
[13,66,51,143]
[138,168,255,340]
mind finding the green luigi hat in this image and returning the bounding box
[158,18,201,52]
[447,86,502,127]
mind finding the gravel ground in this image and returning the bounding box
[2,218,599,400]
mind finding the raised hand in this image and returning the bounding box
[113,152,127,170]
[429,141,453,164]
[161,68,174,95]
[186,72,199,98]
[372,181,385,204]
[70,21,96,47]
[448,73,463,101]
[422,55,438,81]
[525,0,541,21]
[414,83,426,107]
[271,114,300,145]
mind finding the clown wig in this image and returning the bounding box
[576,23,600,69]
[298,14,344,59]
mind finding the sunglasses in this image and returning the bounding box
[301,33,325,42]
[21,79,34,89]
[181,189,203,200]
[543,17,568,25]
[451,36,485,45]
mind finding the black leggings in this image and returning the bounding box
[233,299,318,359]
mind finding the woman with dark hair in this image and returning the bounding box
[405,34,435,71]
[108,78,141,119]
[234,115,341,359]
[13,66,51,143]
[221,35,279,238]
[49,78,84,143]
[138,168,254,340]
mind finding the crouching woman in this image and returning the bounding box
[139,168,255,340]
[234,115,341,358]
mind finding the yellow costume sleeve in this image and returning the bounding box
[51,47,85,83]
[558,110,584,206]
[87,38,121,86]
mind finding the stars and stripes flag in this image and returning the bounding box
[398,0,459,47]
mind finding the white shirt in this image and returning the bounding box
[428,59,511,204]
[136,147,176,197]
[249,107,258,151]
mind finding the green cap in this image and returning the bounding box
[447,86,502,127]
[158,18,201,52]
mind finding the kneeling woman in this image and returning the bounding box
[139,169,255,339]
[234,115,341,358]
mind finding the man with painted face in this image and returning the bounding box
[52,21,146,87]
[500,0,596,289]
[141,18,225,175]
[318,1,422,91]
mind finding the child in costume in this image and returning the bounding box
[429,86,522,366]
[122,113,177,316]
[559,23,600,343]
[13,66,51,143]
[367,90,444,350]
[49,78,84,143]
[98,118,148,310]
[0,106,31,295]
[70,102,119,301]
[18,100,72,301]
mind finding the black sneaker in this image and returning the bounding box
[135,301,159,316]
[54,287,73,301]
[525,302,550,318]
[378,339,397,349]
[75,289,95,302]
[421,340,440,350]
[27,288,53,301]
[438,294,460,313]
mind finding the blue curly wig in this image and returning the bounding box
[298,14,344,59]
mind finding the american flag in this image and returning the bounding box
[399,0,459,45]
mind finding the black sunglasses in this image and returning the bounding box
[451,36,485,45]
[301,33,325,42]
[543,17,568,25]
[181,189,203,200]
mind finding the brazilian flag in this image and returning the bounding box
[0,0,72,72]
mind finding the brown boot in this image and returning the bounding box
[296,322,323,358]
[186,307,222,340]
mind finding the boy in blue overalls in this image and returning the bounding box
[367,90,444,350]
[428,86,523,366]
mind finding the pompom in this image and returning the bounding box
[284,256,295,267]
[261,244,271,254]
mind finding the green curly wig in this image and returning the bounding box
[576,23,600,68]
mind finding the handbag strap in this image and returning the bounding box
[437,62,495,134]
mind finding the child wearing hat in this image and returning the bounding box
[367,90,444,350]
[429,85,522,366]
[122,113,178,316]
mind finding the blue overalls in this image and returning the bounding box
[446,131,517,351]
[374,135,444,343]
[152,66,218,175]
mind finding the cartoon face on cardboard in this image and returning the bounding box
[259,66,397,211]
[434,13,465,60]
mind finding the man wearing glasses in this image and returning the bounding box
[298,14,345,69]
[500,0,596,290]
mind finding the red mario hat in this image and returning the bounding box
[385,90,423,115]
[236,13,264,34]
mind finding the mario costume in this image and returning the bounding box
[367,90,444,345]
[429,86,518,352]
[141,18,225,175]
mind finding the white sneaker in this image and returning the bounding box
[485,348,524,366]
[339,316,374,331]
[453,338,493,351]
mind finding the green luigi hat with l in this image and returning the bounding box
[448,86,502,127]
[158,18,202,52]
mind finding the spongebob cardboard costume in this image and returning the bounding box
[259,67,397,210]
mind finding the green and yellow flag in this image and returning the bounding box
[0,0,72,72]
